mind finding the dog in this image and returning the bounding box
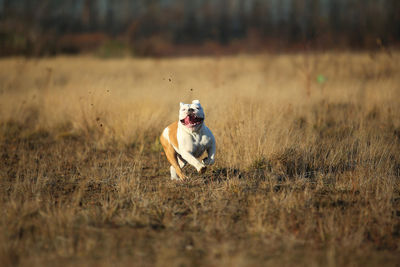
[160,100,216,180]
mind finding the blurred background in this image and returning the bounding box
[0,0,399,57]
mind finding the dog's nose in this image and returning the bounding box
[188,108,194,113]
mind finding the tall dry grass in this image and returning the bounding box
[0,52,399,266]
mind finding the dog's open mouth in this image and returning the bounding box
[181,114,204,127]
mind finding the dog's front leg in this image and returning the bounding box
[180,151,207,174]
[203,142,216,166]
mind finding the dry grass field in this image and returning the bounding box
[0,52,399,266]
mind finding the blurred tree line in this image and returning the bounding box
[0,0,399,56]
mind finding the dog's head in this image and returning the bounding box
[179,100,205,130]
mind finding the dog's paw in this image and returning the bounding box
[202,157,215,166]
[198,166,207,174]
[171,173,188,181]
[172,176,188,181]
[179,175,189,180]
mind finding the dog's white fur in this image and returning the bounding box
[160,100,216,180]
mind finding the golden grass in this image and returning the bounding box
[0,52,399,266]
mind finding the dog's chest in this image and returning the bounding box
[190,134,210,156]
[192,132,209,147]
[178,130,210,157]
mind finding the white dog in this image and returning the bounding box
[160,100,216,180]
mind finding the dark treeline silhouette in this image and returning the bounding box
[0,0,399,56]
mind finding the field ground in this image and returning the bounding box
[0,52,400,266]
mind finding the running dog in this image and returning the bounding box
[160,100,216,180]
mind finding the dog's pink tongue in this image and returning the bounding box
[184,116,191,125]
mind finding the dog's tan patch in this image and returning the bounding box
[160,122,185,179]
[168,121,179,150]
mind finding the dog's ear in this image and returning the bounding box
[192,100,200,104]
[180,102,184,108]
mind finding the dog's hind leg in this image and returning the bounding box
[166,152,186,180]
[177,154,187,168]
[160,135,186,180]
[170,166,179,180]
[169,155,187,180]
[168,156,188,180]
